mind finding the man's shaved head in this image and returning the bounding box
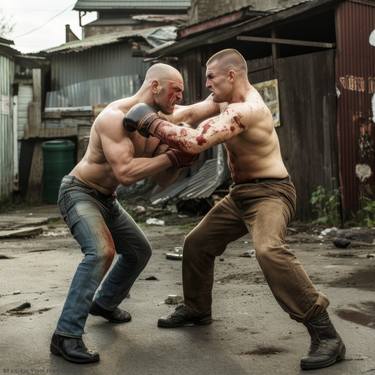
[141,63,184,114]
[145,63,182,82]
[206,49,248,75]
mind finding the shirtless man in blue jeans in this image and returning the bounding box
[50,63,220,364]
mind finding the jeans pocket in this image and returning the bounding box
[59,192,80,229]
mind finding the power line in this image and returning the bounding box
[14,1,76,38]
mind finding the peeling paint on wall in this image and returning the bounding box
[356,163,372,182]
[369,30,375,46]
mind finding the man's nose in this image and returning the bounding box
[205,79,211,89]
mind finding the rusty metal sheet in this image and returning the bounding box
[335,0,375,216]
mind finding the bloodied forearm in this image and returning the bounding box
[161,95,221,127]
[151,108,245,154]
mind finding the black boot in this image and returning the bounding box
[89,301,131,323]
[300,311,346,370]
[50,333,100,364]
[158,304,212,328]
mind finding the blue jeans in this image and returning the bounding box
[55,175,152,338]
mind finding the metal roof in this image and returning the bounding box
[44,26,176,54]
[0,38,19,58]
[74,0,191,11]
[151,145,228,204]
[147,0,340,57]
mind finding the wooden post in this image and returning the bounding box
[271,29,278,76]
[26,142,43,203]
[26,69,42,138]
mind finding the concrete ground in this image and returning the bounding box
[0,204,374,375]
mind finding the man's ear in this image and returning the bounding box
[151,80,161,94]
[228,70,235,82]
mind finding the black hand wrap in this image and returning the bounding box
[123,103,159,137]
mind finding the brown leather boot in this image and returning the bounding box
[300,311,346,370]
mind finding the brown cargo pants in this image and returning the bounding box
[182,177,329,323]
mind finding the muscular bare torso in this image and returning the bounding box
[70,97,161,195]
[220,87,288,183]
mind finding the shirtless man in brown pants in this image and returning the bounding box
[50,63,220,364]
[124,49,346,370]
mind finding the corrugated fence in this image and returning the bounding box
[336,0,375,216]
[0,54,14,201]
[47,44,148,107]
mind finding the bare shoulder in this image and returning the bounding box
[95,107,126,142]
[222,96,271,136]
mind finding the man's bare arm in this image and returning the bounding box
[99,114,173,186]
[162,95,222,127]
[151,106,248,154]
[150,143,182,188]
[104,141,172,186]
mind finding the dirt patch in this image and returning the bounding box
[324,252,356,258]
[6,307,52,317]
[239,346,287,355]
[328,268,375,291]
[217,271,265,284]
[336,302,375,329]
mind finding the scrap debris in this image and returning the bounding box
[6,302,31,313]
[146,218,165,226]
[166,246,183,260]
[165,295,184,305]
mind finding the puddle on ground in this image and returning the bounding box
[336,301,375,329]
[328,267,375,291]
[239,346,287,355]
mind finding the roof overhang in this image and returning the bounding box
[43,27,168,54]
[73,0,190,12]
[0,38,19,59]
[147,0,342,57]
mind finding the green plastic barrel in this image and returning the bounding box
[42,140,75,203]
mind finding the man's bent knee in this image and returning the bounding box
[85,249,115,271]
[139,242,152,267]
[183,231,205,257]
[254,242,287,264]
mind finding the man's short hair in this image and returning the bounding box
[206,49,248,74]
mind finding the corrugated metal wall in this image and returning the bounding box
[0,54,14,201]
[47,43,149,107]
[335,0,375,217]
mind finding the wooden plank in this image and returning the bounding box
[237,35,335,49]
[0,216,48,230]
[0,226,44,239]
[26,142,43,203]
[42,112,62,119]
[26,102,41,136]
[276,50,336,220]
[24,127,77,139]
[247,57,274,84]
[32,69,42,103]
